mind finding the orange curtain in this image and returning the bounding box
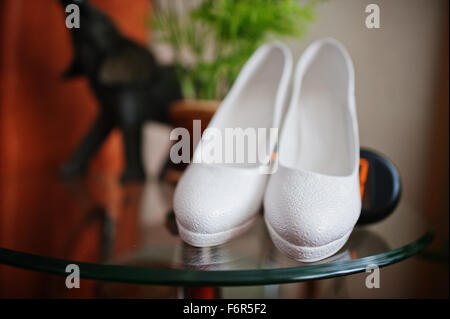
[0,0,151,298]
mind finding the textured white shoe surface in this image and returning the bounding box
[174,164,268,247]
[174,42,293,247]
[264,38,361,262]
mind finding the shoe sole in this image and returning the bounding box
[176,217,256,248]
[265,218,353,262]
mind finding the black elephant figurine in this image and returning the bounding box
[58,0,181,182]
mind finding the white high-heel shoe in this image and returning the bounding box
[264,39,361,262]
[174,42,293,247]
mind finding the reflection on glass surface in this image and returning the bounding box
[0,174,431,287]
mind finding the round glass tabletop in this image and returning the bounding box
[0,174,433,286]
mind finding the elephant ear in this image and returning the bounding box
[98,45,157,86]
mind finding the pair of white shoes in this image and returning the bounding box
[173,39,361,262]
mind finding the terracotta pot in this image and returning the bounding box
[165,99,220,183]
[169,99,220,134]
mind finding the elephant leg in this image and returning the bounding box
[119,122,146,183]
[60,111,115,178]
[114,94,147,183]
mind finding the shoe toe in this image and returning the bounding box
[264,167,361,260]
[174,164,267,236]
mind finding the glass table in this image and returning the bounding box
[0,173,433,297]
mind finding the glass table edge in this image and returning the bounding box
[0,230,434,287]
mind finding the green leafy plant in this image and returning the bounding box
[152,0,317,100]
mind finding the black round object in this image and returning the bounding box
[357,148,402,225]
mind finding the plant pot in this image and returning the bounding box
[169,99,220,134]
[165,99,220,183]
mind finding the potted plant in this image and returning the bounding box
[150,0,317,130]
